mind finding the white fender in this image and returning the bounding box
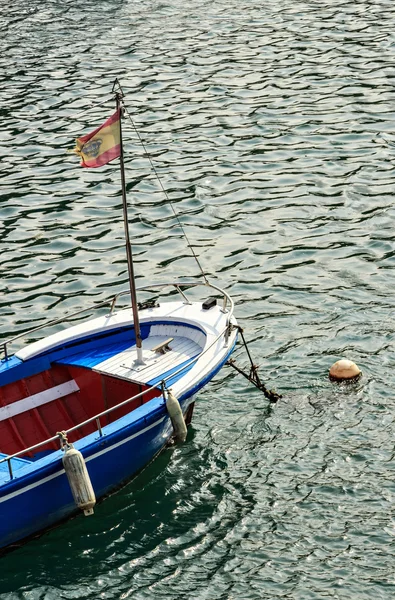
[166,390,187,442]
[62,445,96,516]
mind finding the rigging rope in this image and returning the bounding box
[112,79,209,284]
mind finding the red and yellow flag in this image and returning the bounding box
[74,109,121,168]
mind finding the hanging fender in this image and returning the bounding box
[62,445,96,516]
[166,390,187,442]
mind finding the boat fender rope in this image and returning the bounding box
[57,430,70,450]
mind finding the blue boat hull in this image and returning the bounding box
[0,300,238,550]
[0,403,171,549]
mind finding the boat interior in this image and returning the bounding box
[0,320,206,467]
[0,363,160,462]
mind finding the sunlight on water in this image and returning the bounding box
[1,0,395,598]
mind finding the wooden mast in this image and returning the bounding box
[115,90,144,365]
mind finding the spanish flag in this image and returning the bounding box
[74,109,121,168]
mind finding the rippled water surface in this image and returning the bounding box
[2,0,395,598]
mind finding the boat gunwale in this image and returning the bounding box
[1,280,234,362]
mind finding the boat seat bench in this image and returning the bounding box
[0,380,80,422]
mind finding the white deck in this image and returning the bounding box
[93,325,204,385]
[14,301,237,398]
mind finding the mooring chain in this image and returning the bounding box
[227,326,282,403]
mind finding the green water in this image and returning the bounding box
[1,0,395,597]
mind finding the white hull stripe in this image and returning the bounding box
[0,417,165,504]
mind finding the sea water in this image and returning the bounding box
[1,0,395,598]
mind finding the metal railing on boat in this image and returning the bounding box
[0,280,234,361]
[0,281,236,480]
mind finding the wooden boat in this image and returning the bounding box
[0,82,239,551]
[0,281,238,550]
